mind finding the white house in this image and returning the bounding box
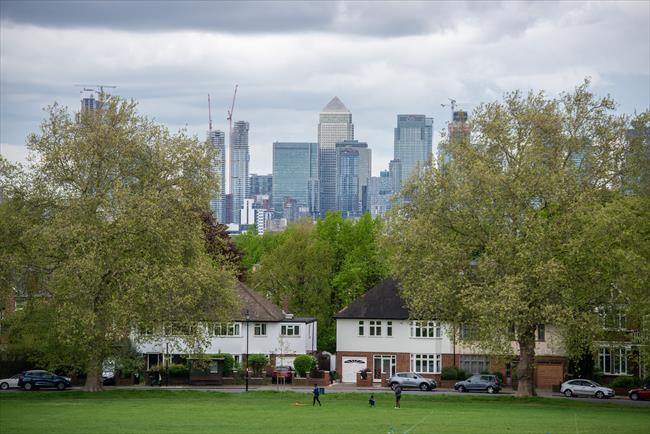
[136,282,317,371]
[335,278,567,387]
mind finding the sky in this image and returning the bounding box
[1,0,649,176]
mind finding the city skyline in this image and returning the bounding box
[1,1,648,177]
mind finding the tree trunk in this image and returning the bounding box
[516,329,536,397]
[83,353,104,392]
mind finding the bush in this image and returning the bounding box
[294,354,318,377]
[610,376,640,388]
[492,371,504,383]
[220,353,236,376]
[248,354,269,376]
[456,369,469,380]
[167,363,189,377]
[592,367,604,383]
[441,367,459,380]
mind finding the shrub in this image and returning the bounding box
[441,367,459,380]
[610,376,640,388]
[492,371,504,383]
[359,368,370,380]
[294,354,318,377]
[248,354,269,376]
[168,364,189,377]
[220,353,236,376]
[592,368,604,383]
[456,369,469,380]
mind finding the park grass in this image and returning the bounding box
[1,389,648,434]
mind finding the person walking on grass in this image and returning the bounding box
[394,384,402,408]
[313,384,322,406]
[369,394,375,407]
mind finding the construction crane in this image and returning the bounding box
[74,84,117,94]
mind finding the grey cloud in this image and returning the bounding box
[1,0,568,38]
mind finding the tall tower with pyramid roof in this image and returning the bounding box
[318,96,354,215]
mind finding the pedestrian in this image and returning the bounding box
[394,384,402,409]
[313,383,322,406]
[369,394,375,407]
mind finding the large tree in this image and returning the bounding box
[0,97,237,391]
[385,80,647,396]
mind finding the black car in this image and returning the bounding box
[18,370,72,391]
[454,374,501,394]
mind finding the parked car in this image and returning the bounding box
[454,374,501,394]
[102,370,116,386]
[18,370,72,391]
[628,383,650,401]
[271,366,293,384]
[388,372,437,391]
[0,374,21,390]
[560,379,614,399]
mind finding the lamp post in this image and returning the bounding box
[245,309,250,392]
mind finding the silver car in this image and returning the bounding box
[388,372,437,391]
[560,379,614,399]
[0,374,21,390]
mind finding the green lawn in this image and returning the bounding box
[1,390,648,434]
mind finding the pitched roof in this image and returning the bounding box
[334,278,409,320]
[322,96,350,113]
[235,282,284,321]
[234,282,315,323]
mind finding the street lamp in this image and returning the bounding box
[245,309,250,392]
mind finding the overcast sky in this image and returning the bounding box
[1,0,649,176]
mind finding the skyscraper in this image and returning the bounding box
[230,121,250,224]
[335,140,371,217]
[439,110,470,165]
[207,129,226,223]
[318,97,354,215]
[394,114,433,188]
[272,142,320,219]
[249,174,273,196]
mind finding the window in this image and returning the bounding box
[460,323,477,339]
[411,354,441,373]
[281,324,300,336]
[460,355,489,374]
[387,321,393,337]
[358,321,364,336]
[369,320,382,336]
[213,322,241,336]
[164,322,194,336]
[410,321,441,338]
[537,324,545,341]
[254,323,266,336]
[599,346,629,375]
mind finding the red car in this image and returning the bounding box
[271,366,293,384]
[628,383,650,400]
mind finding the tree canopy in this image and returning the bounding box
[0,97,238,390]
[385,80,649,396]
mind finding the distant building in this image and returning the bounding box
[225,194,234,225]
[207,130,227,223]
[250,174,273,197]
[81,94,101,112]
[240,198,256,227]
[367,170,393,218]
[389,159,402,195]
[394,114,433,188]
[230,121,250,224]
[318,97,354,215]
[335,140,371,217]
[439,110,470,165]
[272,142,320,218]
[255,210,273,235]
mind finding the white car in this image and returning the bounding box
[0,374,21,390]
[560,379,614,399]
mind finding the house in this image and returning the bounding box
[334,278,567,388]
[136,282,317,372]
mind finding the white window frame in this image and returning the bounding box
[253,323,267,336]
[358,320,364,336]
[281,324,300,337]
[410,354,441,374]
[460,355,490,374]
[387,321,393,337]
[410,321,441,338]
[213,322,241,337]
[369,320,382,337]
[599,346,629,375]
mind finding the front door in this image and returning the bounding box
[373,355,396,382]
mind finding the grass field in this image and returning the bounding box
[1,390,648,434]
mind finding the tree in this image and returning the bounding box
[0,96,238,391]
[200,209,244,279]
[385,80,644,396]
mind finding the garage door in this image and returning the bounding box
[536,363,563,388]
[342,357,367,383]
